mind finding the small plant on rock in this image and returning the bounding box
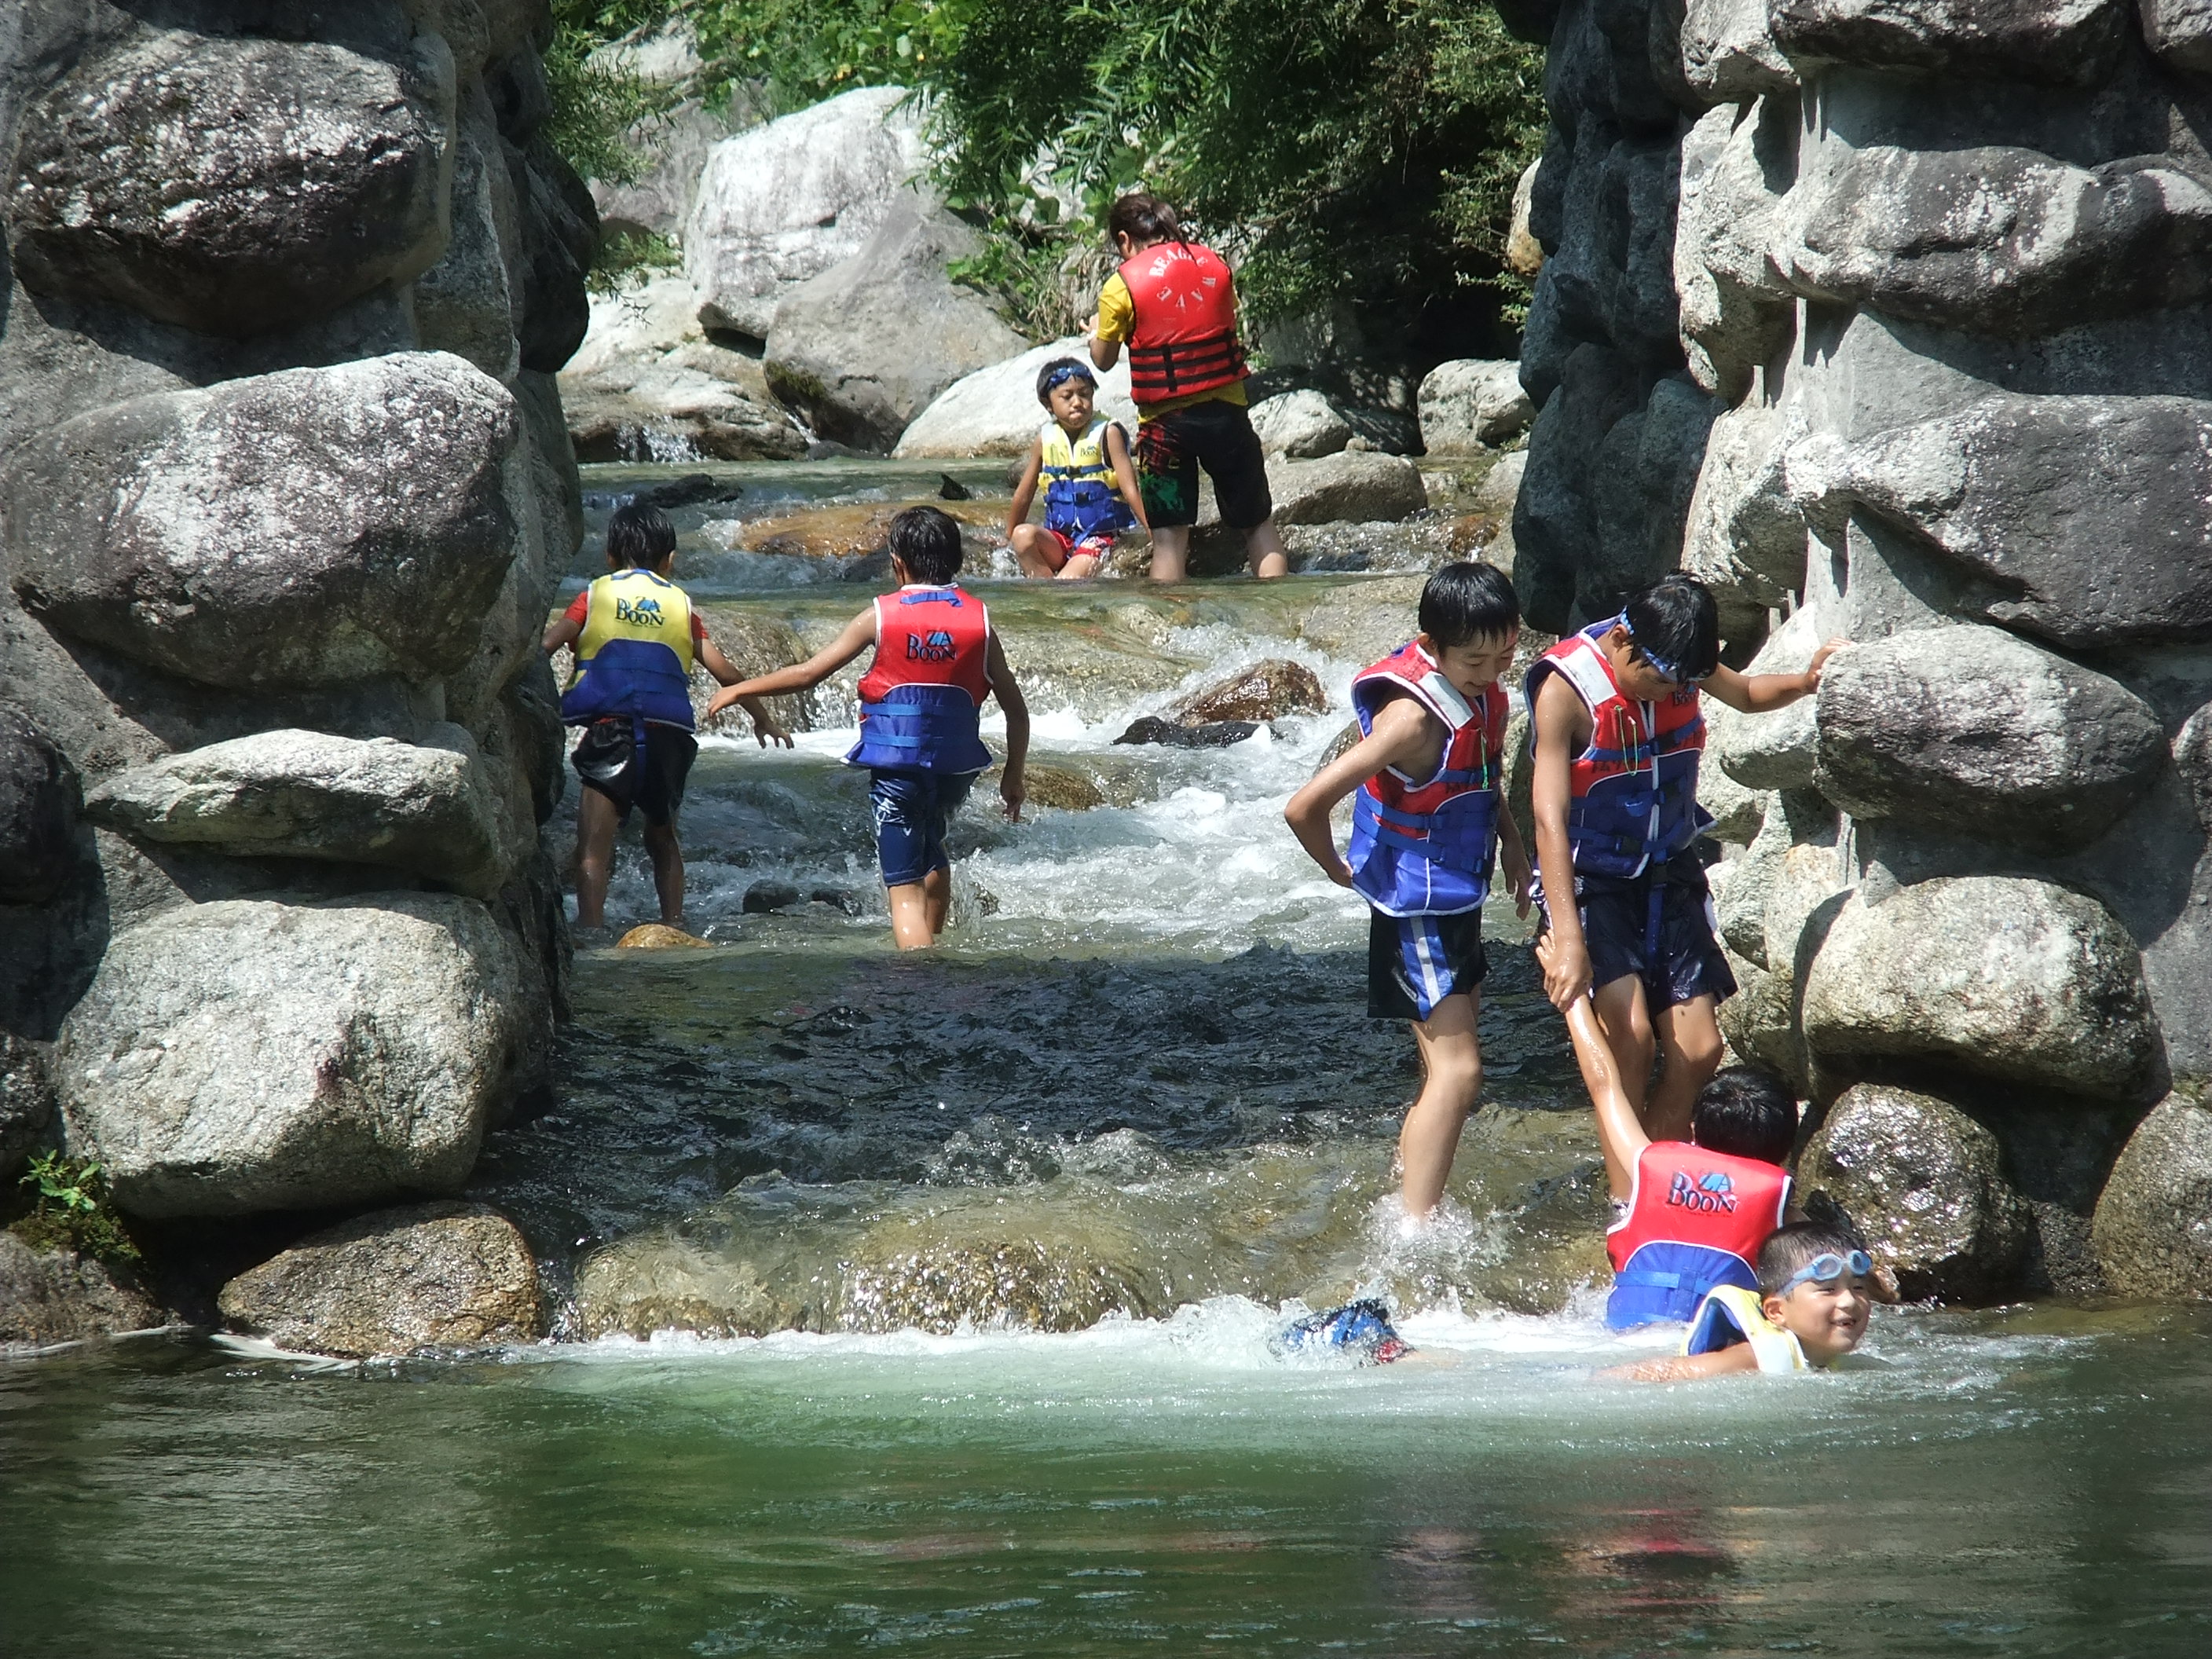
[11,1152,141,1265]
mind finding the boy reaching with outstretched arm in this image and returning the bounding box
[1005,357,1144,580]
[705,507,1027,950]
[1528,575,1841,1142]
[1285,562,1530,1221]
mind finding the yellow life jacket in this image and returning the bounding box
[1038,417,1133,540]
[1683,1284,1810,1373]
[560,569,697,729]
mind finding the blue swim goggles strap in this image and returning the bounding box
[1778,1249,1873,1297]
[1611,610,1701,687]
[1041,363,1096,396]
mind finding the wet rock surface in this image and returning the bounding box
[0,1233,162,1350]
[1114,716,1265,749]
[0,704,78,905]
[1160,659,1329,726]
[218,1201,544,1357]
[1797,1083,2032,1303]
[2093,1095,2212,1298]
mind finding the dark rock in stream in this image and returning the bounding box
[1114,716,1265,749]
[625,472,745,511]
[742,879,804,914]
[937,473,973,500]
[0,1233,163,1350]
[1160,658,1330,725]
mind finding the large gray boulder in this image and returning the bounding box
[9,31,454,337]
[0,1233,162,1350]
[1797,1082,2032,1302]
[1266,452,1427,525]
[2092,1095,2212,1298]
[1251,390,1353,459]
[0,1033,53,1181]
[218,1201,545,1357]
[1815,628,2167,852]
[1417,360,1534,453]
[1709,604,1822,790]
[5,353,519,690]
[1681,0,1796,97]
[764,190,1026,453]
[1792,394,2212,648]
[82,727,521,899]
[57,895,533,1218]
[1768,0,2130,83]
[2143,0,2212,71]
[894,336,1139,459]
[1801,878,2156,1101]
[1675,101,1795,403]
[684,86,927,341]
[0,704,77,904]
[411,125,520,382]
[1681,397,1804,628]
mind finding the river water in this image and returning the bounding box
[5,461,2210,1657]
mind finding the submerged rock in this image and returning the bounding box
[617,924,712,949]
[1162,659,1329,725]
[57,895,533,1218]
[1021,764,1107,811]
[1797,1083,2031,1303]
[742,880,803,914]
[218,1202,545,1357]
[2092,1095,2212,1298]
[1115,716,1264,749]
[0,1233,162,1350]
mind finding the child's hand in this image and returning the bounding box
[1000,768,1025,822]
[750,708,794,749]
[1804,638,1849,691]
[1534,928,1592,1011]
[705,685,742,720]
[1501,840,1533,920]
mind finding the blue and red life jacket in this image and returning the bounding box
[844,584,994,775]
[1606,1141,1791,1328]
[558,568,697,731]
[1346,641,1508,917]
[1524,621,1712,880]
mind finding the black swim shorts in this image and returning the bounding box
[1535,849,1737,1012]
[1135,398,1273,530]
[571,718,698,827]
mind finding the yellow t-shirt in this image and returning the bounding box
[1094,271,1249,423]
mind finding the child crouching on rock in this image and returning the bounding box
[1284,562,1531,1221]
[545,501,792,935]
[705,506,1028,950]
[1005,357,1144,579]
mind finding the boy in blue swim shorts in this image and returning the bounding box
[707,507,1029,948]
[1284,562,1531,1221]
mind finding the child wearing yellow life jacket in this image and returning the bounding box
[1284,562,1533,1221]
[1006,357,1144,580]
[1527,574,1844,1144]
[1602,1223,1875,1382]
[543,503,793,933]
[705,507,1029,950]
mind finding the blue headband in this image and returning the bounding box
[1041,364,1095,397]
[1614,612,1693,684]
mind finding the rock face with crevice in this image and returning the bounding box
[0,5,585,1273]
[1498,0,2212,1301]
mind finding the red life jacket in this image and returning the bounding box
[846,585,994,775]
[1523,621,1711,880]
[1118,241,1248,405]
[1606,1141,1791,1328]
[1346,641,1508,916]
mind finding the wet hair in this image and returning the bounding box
[606,501,676,569]
[1757,1221,1867,1297]
[1621,573,1720,683]
[1690,1065,1798,1164]
[887,504,964,585]
[1418,561,1521,649]
[1107,192,1182,247]
[1036,356,1097,405]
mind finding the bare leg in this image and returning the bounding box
[572,788,620,928]
[642,819,684,926]
[922,865,951,936]
[1009,524,1064,578]
[1648,994,1723,1144]
[1056,551,1101,580]
[1590,972,1658,1123]
[1244,515,1289,580]
[1400,991,1482,1218]
[1148,526,1189,582]
[885,882,935,949]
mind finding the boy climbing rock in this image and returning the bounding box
[706,506,1028,950]
[1086,192,1284,582]
[1005,356,1144,579]
[1284,562,1530,1221]
[545,502,791,934]
[1527,575,1840,1142]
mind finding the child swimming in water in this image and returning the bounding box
[1284,562,1531,1221]
[704,505,1029,950]
[1601,1222,1875,1380]
[1005,357,1144,580]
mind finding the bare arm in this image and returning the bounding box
[1703,639,1846,713]
[986,630,1028,822]
[1005,441,1042,537]
[543,610,582,653]
[1597,1345,1760,1384]
[1104,421,1148,530]
[1548,975,1650,1199]
[1494,792,1532,920]
[697,635,794,748]
[1089,333,1121,372]
[704,607,875,718]
[1530,673,1589,1009]
[1282,698,1437,887]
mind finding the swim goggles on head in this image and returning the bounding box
[1041,364,1096,394]
[1778,1250,1873,1295]
[1612,612,1694,685]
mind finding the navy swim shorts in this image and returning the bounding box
[1535,849,1737,1011]
[1368,906,1488,1023]
[869,767,975,888]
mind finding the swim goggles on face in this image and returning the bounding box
[1778,1250,1873,1295]
[1041,364,1096,395]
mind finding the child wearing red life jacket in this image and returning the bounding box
[705,507,1029,950]
[1084,192,1286,583]
[544,502,793,934]
[1284,563,1533,1220]
[1005,357,1145,580]
[1547,977,1799,1328]
[1527,574,1843,1143]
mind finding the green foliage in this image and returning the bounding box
[11,1152,140,1265]
[588,228,683,296]
[544,0,676,188]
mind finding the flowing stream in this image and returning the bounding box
[5,461,2210,1657]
